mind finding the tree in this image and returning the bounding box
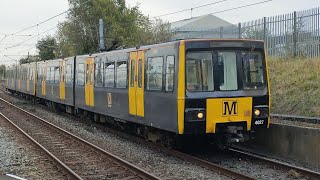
[56,0,172,56]
[0,65,6,78]
[19,55,40,64]
[36,35,58,60]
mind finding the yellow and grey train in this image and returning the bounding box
[6,39,270,145]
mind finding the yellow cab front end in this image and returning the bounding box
[178,39,270,144]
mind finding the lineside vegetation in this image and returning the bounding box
[268,57,320,117]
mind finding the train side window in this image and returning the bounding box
[54,67,60,83]
[116,61,127,88]
[29,67,34,81]
[138,59,142,88]
[50,67,55,83]
[37,65,41,82]
[77,63,85,85]
[165,56,175,92]
[104,63,114,88]
[130,60,135,87]
[66,64,72,85]
[146,57,163,91]
[95,63,104,87]
[46,67,51,82]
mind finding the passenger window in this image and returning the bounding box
[86,64,90,84]
[46,67,51,82]
[50,67,54,83]
[116,61,127,88]
[77,63,85,85]
[146,57,163,91]
[29,67,34,81]
[104,63,114,87]
[95,62,104,87]
[54,67,60,83]
[130,60,135,87]
[165,56,175,91]
[66,64,72,85]
[138,59,142,88]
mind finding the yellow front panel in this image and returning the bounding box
[177,40,186,134]
[128,52,137,115]
[206,97,253,133]
[136,51,145,117]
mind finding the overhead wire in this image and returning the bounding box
[152,0,231,18]
[169,0,272,22]
[0,0,91,46]
[5,27,57,50]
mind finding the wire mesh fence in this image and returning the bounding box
[172,7,320,58]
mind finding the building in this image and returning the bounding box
[170,14,238,40]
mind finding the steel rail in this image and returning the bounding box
[228,147,320,179]
[271,114,320,124]
[0,87,254,179]
[0,97,160,180]
[0,112,82,180]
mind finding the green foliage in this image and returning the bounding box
[269,57,320,117]
[19,55,40,64]
[56,0,171,56]
[0,64,5,78]
[36,35,58,60]
[242,27,270,40]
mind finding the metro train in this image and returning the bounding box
[5,39,270,146]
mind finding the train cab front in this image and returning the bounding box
[180,39,270,145]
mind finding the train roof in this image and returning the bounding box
[17,38,264,65]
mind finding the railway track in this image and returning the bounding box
[0,88,255,180]
[228,147,320,179]
[271,114,320,124]
[0,97,159,180]
[3,87,319,179]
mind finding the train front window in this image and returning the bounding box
[186,52,214,92]
[214,51,238,91]
[242,52,265,89]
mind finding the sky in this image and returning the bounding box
[0,0,319,65]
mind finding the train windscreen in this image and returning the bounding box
[186,50,265,92]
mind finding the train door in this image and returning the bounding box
[18,65,21,91]
[42,63,46,96]
[129,51,145,117]
[27,64,30,92]
[85,57,94,106]
[59,60,66,100]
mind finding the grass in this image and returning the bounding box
[268,57,320,117]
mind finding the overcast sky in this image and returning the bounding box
[0,0,319,65]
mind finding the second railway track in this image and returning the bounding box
[0,97,159,180]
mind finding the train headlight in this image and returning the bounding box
[254,109,261,116]
[197,112,204,119]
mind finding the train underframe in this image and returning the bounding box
[7,89,254,149]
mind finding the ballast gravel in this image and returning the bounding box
[0,115,68,179]
[0,92,229,180]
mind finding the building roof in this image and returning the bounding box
[170,14,234,32]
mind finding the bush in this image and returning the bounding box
[268,57,320,117]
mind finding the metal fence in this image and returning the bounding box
[172,7,320,58]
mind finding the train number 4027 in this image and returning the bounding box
[254,120,264,125]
